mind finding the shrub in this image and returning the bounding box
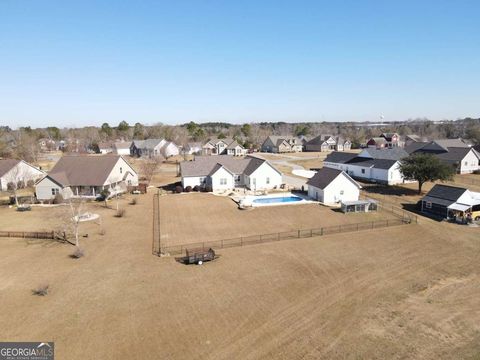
[175,185,183,193]
[17,180,25,189]
[53,193,64,204]
[185,186,192,192]
[129,198,137,205]
[115,208,126,217]
[193,185,200,192]
[99,228,106,236]
[26,179,35,187]
[70,247,85,259]
[7,182,14,191]
[204,185,213,192]
[32,284,49,296]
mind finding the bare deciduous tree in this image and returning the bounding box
[139,158,161,185]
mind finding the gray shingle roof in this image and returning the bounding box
[361,147,409,160]
[324,152,357,164]
[435,147,474,163]
[47,155,123,186]
[180,155,277,177]
[306,168,343,189]
[0,159,21,178]
[423,184,468,202]
[346,158,398,170]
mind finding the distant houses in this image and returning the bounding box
[202,138,247,156]
[131,139,180,158]
[0,159,45,191]
[180,155,282,192]
[35,155,138,201]
[323,148,409,185]
[366,133,400,149]
[304,135,351,152]
[405,139,480,174]
[306,167,361,204]
[261,136,303,153]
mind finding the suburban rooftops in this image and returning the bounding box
[180,155,271,177]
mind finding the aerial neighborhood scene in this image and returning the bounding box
[1,1,480,359]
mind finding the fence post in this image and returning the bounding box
[321,227,323,236]
[221,239,224,248]
[277,232,280,241]
[387,220,389,226]
[298,230,300,238]
[241,237,243,246]
[310,229,313,237]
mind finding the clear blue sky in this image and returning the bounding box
[0,0,479,128]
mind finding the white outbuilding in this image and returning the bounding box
[307,167,361,205]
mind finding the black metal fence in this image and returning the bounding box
[152,195,417,256]
[0,231,56,240]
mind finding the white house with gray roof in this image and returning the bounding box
[131,139,179,158]
[323,148,408,185]
[35,155,138,200]
[307,168,361,204]
[180,155,282,191]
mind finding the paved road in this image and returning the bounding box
[250,153,312,188]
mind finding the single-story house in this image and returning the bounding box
[405,139,480,174]
[304,135,337,152]
[113,141,133,156]
[323,148,409,185]
[306,167,361,204]
[261,136,303,153]
[180,155,282,192]
[202,138,247,156]
[35,155,139,201]
[184,142,203,155]
[131,139,180,158]
[0,159,45,191]
[421,184,480,220]
[98,142,114,154]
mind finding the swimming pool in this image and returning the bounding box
[253,196,303,204]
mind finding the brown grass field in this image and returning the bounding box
[0,160,480,359]
[158,193,399,246]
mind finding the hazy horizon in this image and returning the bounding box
[1,0,479,129]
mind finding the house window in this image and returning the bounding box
[235,175,241,182]
[199,177,205,184]
[361,169,365,174]
[220,178,227,185]
[340,190,344,195]
[464,161,468,166]
[425,201,432,209]
[266,177,270,184]
[120,167,123,174]
[51,188,59,195]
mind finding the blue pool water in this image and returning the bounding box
[253,196,303,204]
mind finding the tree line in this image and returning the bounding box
[1,118,479,163]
